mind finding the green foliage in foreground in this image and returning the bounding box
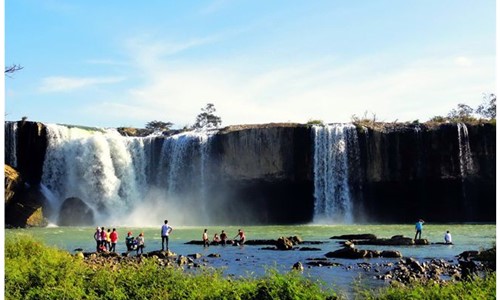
[5,234,337,300]
[355,273,496,300]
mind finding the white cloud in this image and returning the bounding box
[84,38,496,127]
[39,76,126,93]
[454,56,473,67]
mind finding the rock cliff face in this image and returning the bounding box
[5,122,48,227]
[4,121,496,226]
[206,124,313,224]
[355,123,495,223]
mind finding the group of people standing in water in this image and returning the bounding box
[202,228,246,247]
[93,219,246,255]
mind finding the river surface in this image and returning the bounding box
[6,224,495,297]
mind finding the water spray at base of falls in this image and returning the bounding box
[41,124,215,227]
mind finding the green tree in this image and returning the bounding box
[193,103,222,129]
[447,103,475,122]
[476,93,496,119]
[145,120,173,131]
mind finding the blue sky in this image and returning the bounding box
[5,1,496,128]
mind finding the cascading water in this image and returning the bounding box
[5,121,18,168]
[313,124,360,224]
[457,123,474,212]
[155,131,215,224]
[41,124,214,226]
[457,123,474,177]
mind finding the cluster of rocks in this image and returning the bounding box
[77,250,223,270]
[331,233,429,246]
[186,236,324,251]
[325,246,402,259]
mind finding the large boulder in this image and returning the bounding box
[325,247,368,259]
[277,236,295,250]
[58,197,95,226]
[5,181,47,227]
[5,165,22,205]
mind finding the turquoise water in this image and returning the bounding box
[6,224,495,295]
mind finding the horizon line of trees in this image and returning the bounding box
[148,94,496,133]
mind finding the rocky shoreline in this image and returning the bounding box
[76,234,495,287]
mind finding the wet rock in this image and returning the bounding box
[325,247,367,259]
[330,234,377,240]
[380,250,402,258]
[208,253,221,258]
[456,250,480,261]
[177,255,189,266]
[306,260,342,267]
[414,239,429,245]
[292,261,304,271]
[58,197,95,226]
[188,253,202,259]
[299,247,322,251]
[353,235,415,246]
[277,236,295,250]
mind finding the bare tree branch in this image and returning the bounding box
[5,64,24,76]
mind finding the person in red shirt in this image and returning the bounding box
[109,228,118,252]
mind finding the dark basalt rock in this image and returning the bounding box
[330,234,377,240]
[352,235,417,246]
[58,197,95,226]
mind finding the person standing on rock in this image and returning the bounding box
[414,219,424,240]
[109,228,118,252]
[444,230,452,244]
[93,227,102,252]
[202,229,210,247]
[136,233,145,255]
[161,220,173,252]
[126,231,136,251]
[100,227,108,251]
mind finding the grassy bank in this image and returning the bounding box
[355,274,495,300]
[5,234,337,299]
[5,234,495,300]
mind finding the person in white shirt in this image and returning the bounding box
[161,220,173,252]
[444,230,452,244]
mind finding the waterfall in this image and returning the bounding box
[156,130,214,224]
[313,124,359,224]
[5,121,18,168]
[457,123,473,177]
[39,183,60,222]
[40,124,214,226]
[42,124,149,224]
